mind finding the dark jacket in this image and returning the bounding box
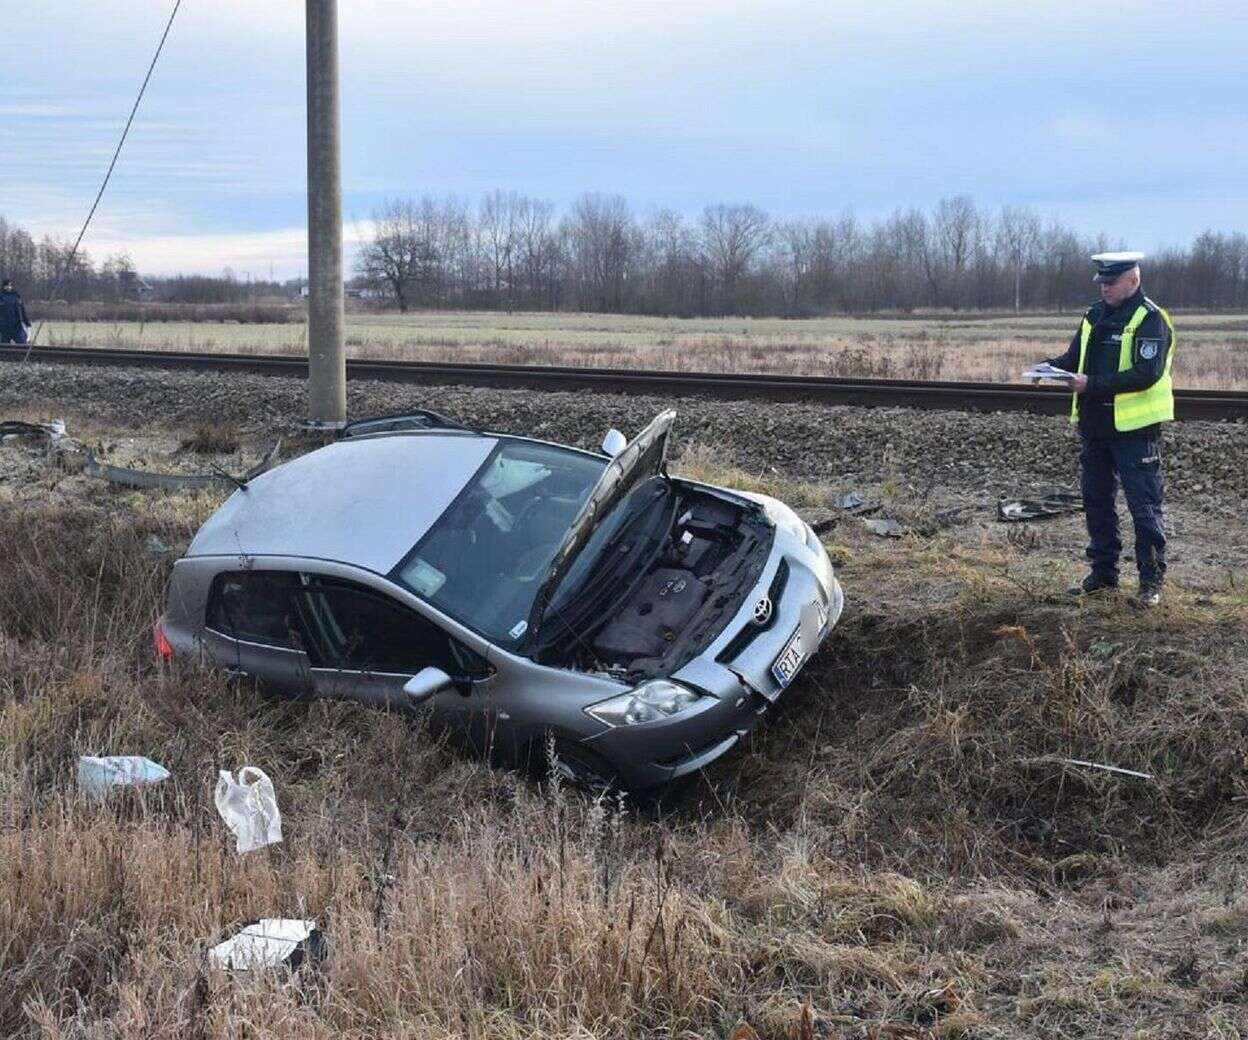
[0,289,30,332]
[1048,288,1171,440]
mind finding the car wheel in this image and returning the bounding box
[543,738,621,795]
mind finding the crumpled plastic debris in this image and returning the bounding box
[215,766,283,854]
[78,755,170,798]
[208,919,325,971]
[997,491,1082,522]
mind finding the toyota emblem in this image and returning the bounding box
[752,596,773,626]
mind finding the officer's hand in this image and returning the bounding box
[1072,374,1089,394]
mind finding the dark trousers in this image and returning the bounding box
[0,325,28,345]
[1080,435,1166,586]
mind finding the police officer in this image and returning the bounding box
[0,278,32,345]
[1042,252,1175,607]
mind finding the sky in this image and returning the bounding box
[3,0,1246,279]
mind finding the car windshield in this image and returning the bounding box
[393,440,606,645]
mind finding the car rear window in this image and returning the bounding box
[205,572,304,648]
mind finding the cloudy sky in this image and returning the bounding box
[3,0,1245,278]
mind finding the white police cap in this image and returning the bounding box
[1090,251,1144,283]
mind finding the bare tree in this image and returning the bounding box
[775,220,814,316]
[562,194,637,312]
[479,189,522,310]
[359,200,426,312]
[699,203,770,313]
[997,206,1041,313]
[934,195,979,309]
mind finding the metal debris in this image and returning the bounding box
[0,419,66,442]
[997,490,1082,522]
[1021,756,1154,781]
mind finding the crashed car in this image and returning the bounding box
[157,409,844,790]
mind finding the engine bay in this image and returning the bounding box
[569,482,772,681]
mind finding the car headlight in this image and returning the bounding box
[586,680,702,727]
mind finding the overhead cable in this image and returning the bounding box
[25,0,185,361]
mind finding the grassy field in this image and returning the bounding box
[35,310,1248,389]
[2,410,1247,1037]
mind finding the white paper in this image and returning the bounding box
[1022,362,1076,382]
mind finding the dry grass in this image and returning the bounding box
[2,420,1247,1038]
[33,310,1248,389]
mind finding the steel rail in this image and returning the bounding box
[3,344,1246,421]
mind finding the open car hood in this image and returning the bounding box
[526,409,676,639]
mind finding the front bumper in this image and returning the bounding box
[583,531,842,789]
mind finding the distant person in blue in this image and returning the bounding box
[0,278,32,345]
[1043,252,1176,608]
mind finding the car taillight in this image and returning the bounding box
[153,621,175,662]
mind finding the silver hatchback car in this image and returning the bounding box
[158,409,843,790]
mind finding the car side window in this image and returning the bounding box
[205,572,304,649]
[294,576,489,678]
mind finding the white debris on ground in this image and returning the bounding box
[77,755,170,797]
[215,767,284,854]
[207,919,323,971]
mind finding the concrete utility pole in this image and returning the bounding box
[305,0,346,427]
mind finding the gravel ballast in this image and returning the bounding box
[1,360,1245,504]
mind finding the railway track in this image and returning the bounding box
[3,344,1246,421]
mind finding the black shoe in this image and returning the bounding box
[1067,575,1118,597]
[1137,584,1162,608]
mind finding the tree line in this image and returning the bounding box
[358,193,1248,315]
[0,217,293,304]
[5,199,1247,315]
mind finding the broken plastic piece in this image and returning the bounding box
[208,919,324,971]
[839,491,865,510]
[78,755,170,797]
[215,766,283,854]
[80,440,281,491]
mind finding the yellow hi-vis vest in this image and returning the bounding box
[1071,300,1177,430]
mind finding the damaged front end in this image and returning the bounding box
[531,477,773,683]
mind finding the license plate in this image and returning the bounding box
[770,627,807,688]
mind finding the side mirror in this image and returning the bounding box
[403,667,453,705]
[602,428,627,457]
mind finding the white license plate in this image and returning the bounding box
[770,627,807,688]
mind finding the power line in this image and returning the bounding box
[24,0,184,361]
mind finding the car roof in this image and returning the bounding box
[186,432,498,573]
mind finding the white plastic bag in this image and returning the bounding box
[78,755,170,798]
[215,766,283,853]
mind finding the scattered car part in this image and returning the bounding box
[208,919,325,971]
[80,440,281,491]
[0,418,66,442]
[997,491,1082,522]
[78,755,170,797]
[215,767,283,854]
